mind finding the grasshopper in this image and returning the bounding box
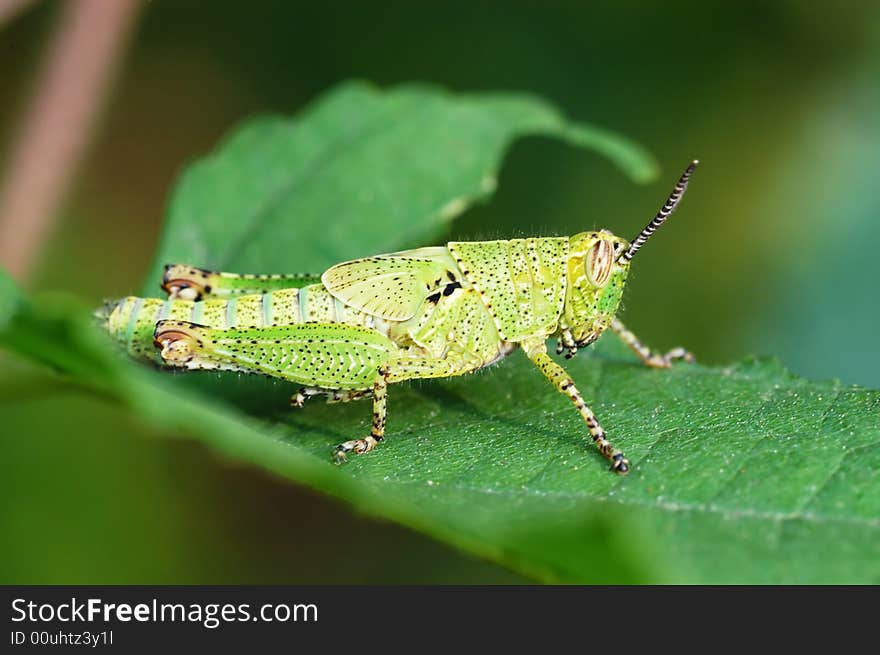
[104,161,698,474]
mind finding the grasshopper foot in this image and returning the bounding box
[645,347,695,369]
[291,387,328,408]
[611,453,630,475]
[334,435,382,464]
[665,347,695,364]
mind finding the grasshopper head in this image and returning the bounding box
[562,160,699,347]
[563,231,631,346]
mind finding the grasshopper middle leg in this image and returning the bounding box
[522,340,630,474]
[291,387,373,407]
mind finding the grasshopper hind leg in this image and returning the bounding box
[152,320,397,464]
[161,264,322,300]
[334,367,389,463]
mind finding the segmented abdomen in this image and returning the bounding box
[107,284,374,363]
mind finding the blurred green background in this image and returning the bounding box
[1,1,878,583]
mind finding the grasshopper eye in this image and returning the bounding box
[586,240,614,287]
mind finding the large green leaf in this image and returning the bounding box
[145,80,656,290]
[2,83,878,583]
[2,287,877,583]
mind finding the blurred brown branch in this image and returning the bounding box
[0,0,141,283]
[0,0,38,26]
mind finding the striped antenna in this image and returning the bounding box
[621,160,699,262]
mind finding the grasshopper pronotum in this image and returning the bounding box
[104,161,698,474]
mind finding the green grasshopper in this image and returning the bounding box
[104,161,698,474]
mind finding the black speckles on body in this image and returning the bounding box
[448,238,568,342]
[322,250,461,321]
[442,281,461,296]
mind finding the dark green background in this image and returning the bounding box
[2,1,878,583]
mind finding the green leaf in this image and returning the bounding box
[144,81,657,290]
[0,269,22,332]
[3,82,878,583]
[2,289,878,583]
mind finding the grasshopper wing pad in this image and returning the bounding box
[157,320,394,390]
[322,251,456,321]
[448,238,568,341]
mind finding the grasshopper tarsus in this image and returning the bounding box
[611,454,631,475]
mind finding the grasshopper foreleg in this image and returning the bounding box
[556,328,578,359]
[610,318,694,369]
[522,340,630,474]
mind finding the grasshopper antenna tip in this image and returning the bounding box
[621,160,698,262]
